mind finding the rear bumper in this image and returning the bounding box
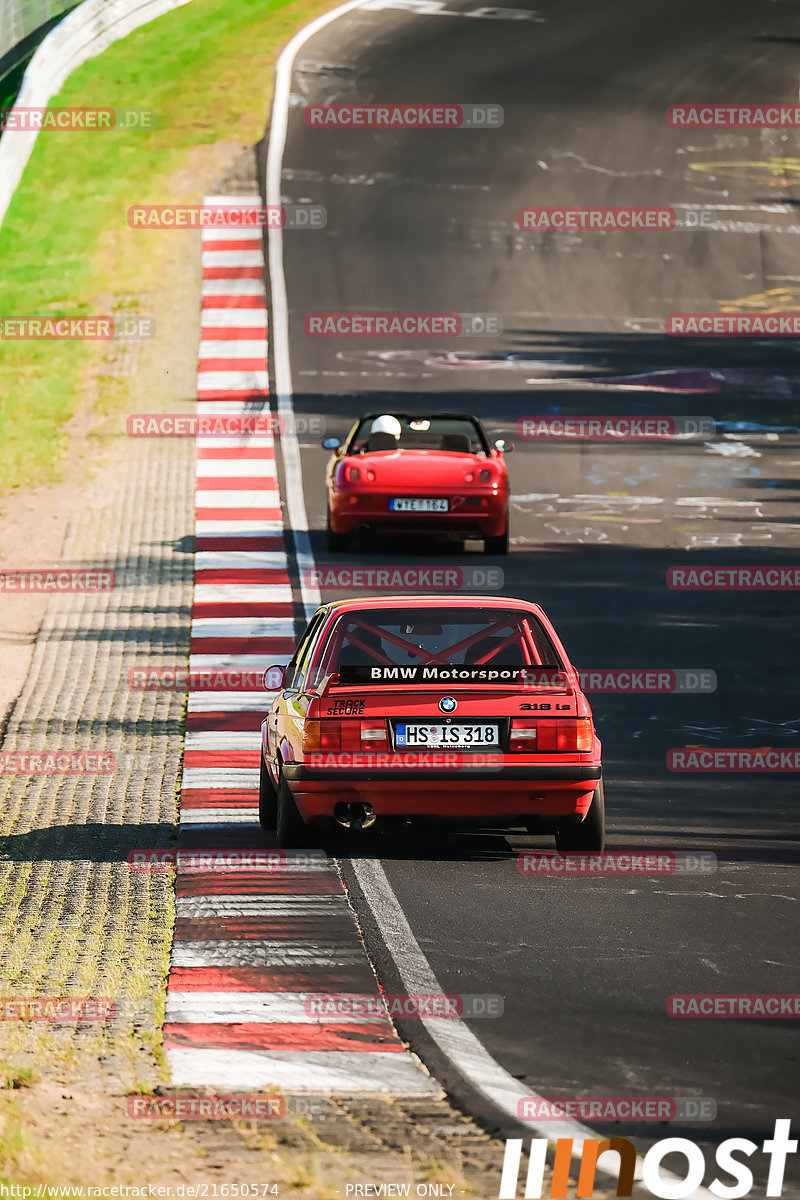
[328,494,507,537]
[283,764,601,821]
[284,765,601,783]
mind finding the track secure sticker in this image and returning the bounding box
[325,699,367,715]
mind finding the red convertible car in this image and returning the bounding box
[260,596,604,849]
[322,413,512,554]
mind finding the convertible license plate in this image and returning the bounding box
[390,497,449,512]
[395,723,500,748]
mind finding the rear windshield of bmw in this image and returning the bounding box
[309,607,564,688]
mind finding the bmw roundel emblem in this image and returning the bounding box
[439,696,457,714]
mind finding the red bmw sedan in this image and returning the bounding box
[260,596,604,849]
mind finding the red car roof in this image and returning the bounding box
[323,595,548,619]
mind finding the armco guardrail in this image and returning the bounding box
[1,1,74,61]
[0,0,194,230]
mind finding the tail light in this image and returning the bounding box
[365,469,376,481]
[464,471,475,482]
[303,719,389,753]
[479,468,492,483]
[509,718,593,753]
[509,720,539,748]
[346,466,360,482]
[360,720,389,747]
[303,720,345,752]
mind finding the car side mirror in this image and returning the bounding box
[322,437,341,450]
[494,438,514,453]
[263,665,286,690]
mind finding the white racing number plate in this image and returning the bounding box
[390,497,449,512]
[395,723,500,748]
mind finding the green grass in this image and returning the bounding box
[0,0,333,497]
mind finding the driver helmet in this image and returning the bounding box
[370,414,402,440]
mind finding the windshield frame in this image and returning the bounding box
[345,413,491,456]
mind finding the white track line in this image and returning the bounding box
[196,520,284,535]
[189,655,289,675]
[171,942,374,968]
[195,461,278,479]
[176,896,350,915]
[196,435,275,449]
[191,618,296,637]
[202,228,266,243]
[201,308,269,327]
[194,403,271,416]
[185,731,261,750]
[264,6,715,1192]
[201,278,265,296]
[168,1047,438,1092]
[195,550,286,568]
[187,692,275,713]
[193,585,292,604]
[166,992,391,1022]
[201,250,264,267]
[198,339,269,356]
[181,768,260,789]
[266,3,369,621]
[179,811,259,825]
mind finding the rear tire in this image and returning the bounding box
[484,527,509,555]
[259,754,277,830]
[326,511,348,553]
[554,780,605,851]
[276,774,308,848]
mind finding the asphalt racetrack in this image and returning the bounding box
[264,0,800,1181]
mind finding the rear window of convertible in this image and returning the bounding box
[308,606,562,688]
[350,416,486,454]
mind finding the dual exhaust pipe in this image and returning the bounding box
[333,801,376,830]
